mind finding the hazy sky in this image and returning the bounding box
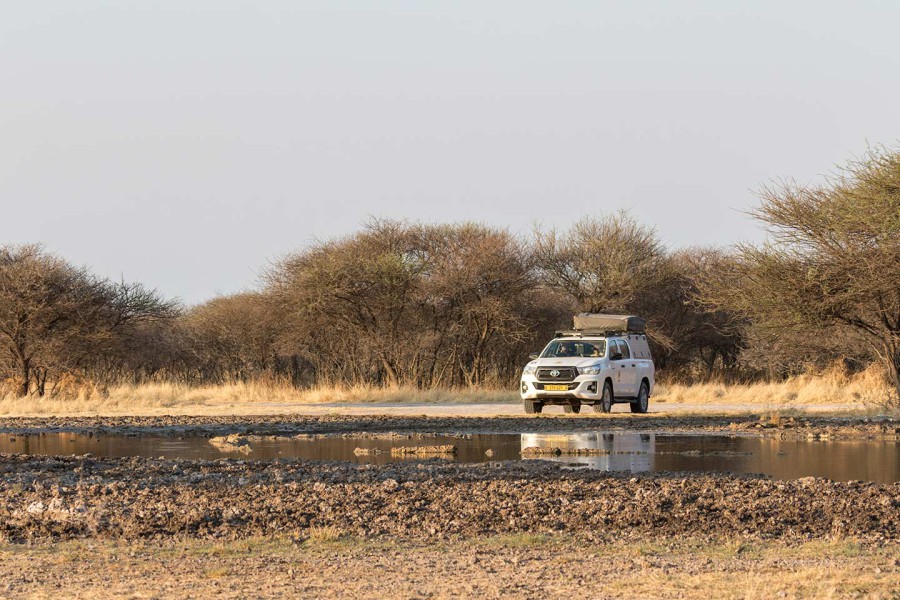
[2,1,899,304]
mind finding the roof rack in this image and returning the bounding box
[554,329,647,338]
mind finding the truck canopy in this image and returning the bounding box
[571,313,646,333]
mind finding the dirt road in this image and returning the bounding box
[2,400,867,420]
[184,400,870,417]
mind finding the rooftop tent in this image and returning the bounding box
[572,313,646,333]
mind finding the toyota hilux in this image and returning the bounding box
[520,314,654,414]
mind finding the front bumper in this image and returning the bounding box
[520,376,602,401]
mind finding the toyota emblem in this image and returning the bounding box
[550,369,560,377]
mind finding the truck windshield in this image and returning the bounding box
[541,340,606,358]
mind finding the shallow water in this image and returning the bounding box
[1,431,897,483]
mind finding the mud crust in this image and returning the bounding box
[0,453,897,543]
[0,414,895,441]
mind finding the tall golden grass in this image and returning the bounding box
[0,362,893,417]
[655,363,893,407]
[0,381,519,416]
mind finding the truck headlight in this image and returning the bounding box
[578,364,602,376]
[522,363,537,376]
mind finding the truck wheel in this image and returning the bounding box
[630,381,650,414]
[524,400,543,414]
[594,382,613,413]
[563,401,581,414]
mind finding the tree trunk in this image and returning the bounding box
[887,342,900,401]
[18,357,30,397]
[381,357,399,387]
[36,368,48,397]
[698,347,717,382]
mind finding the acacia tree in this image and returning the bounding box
[0,244,177,396]
[533,212,669,314]
[533,211,687,357]
[644,248,744,377]
[416,223,536,386]
[267,220,426,386]
[267,221,545,388]
[701,148,900,398]
[182,292,282,383]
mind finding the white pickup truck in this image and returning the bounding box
[520,314,655,414]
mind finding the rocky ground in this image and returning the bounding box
[0,413,898,598]
[0,413,897,440]
[1,455,897,542]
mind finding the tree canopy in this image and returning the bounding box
[701,148,900,396]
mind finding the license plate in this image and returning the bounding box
[544,384,569,391]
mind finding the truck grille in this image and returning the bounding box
[536,367,577,382]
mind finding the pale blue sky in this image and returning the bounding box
[2,1,898,303]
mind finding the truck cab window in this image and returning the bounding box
[609,340,622,360]
[542,340,606,358]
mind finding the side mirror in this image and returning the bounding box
[610,352,623,361]
[528,352,540,360]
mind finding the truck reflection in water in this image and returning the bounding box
[521,432,654,471]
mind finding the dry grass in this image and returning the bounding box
[655,363,892,408]
[483,533,553,548]
[304,525,346,545]
[2,535,897,599]
[0,381,519,416]
[0,363,893,417]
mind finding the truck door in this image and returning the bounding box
[609,340,630,397]
[617,340,639,396]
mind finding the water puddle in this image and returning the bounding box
[1,431,898,483]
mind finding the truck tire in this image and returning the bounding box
[594,381,613,413]
[563,401,581,414]
[524,400,543,414]
[630,381,650,414]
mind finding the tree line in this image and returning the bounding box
[2,148,898,399]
